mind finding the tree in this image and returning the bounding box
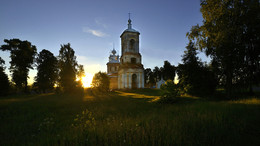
[58,43,78,93]
[0,57,10,96]
[91,71,110,93]
[159,80,180,103]
[177,41,217,96]
[35,49,58,93]
[0,39,37,92]
[161,60,175,81]
[153,66,162,82]
[144,68,151,85]
[187,0,260,96]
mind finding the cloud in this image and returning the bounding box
[95,18,108,28]
[83,27,108,37]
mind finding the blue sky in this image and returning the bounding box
[0,0,207,84]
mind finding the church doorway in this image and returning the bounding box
[132,74,137,89]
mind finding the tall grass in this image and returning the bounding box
[0,89,259,145]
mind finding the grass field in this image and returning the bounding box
[0,89,260,145]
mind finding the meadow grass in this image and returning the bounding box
[0,89,259,145]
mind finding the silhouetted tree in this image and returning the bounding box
[144,68,151,84]
[161,60,175,81]
[187,0,260,96]
[35,49,58,93]
[177,41,217,96]
[0,39,37,92]
[0,57,10,96]
[144,68,156,88]
[91,71,110,93]
[58,43,78,93]
[153,66,162,82]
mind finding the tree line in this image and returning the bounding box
[1,0,259,98]
[146,0,260,98]
[187,0,260,97]
[0,39,86,95]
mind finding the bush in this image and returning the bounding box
[158,80,180,103]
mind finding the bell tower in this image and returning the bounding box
[118,15,144,89]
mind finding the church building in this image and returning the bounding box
[107,17,144,89]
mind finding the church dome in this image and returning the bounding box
[124,17,139,33]
[112,49,116,55]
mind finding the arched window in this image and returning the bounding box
[131,58,136,64]
[129,39,135,50]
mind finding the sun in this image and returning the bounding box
[81,73,94,88]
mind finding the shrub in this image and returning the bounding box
[158,80,180,103]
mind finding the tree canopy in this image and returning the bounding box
[58,43,78,93]
[91,71,110,93]
[187,0,260,96]
[0,39,37,92]
[35,49,58,92]
[177,41,217,95]
[161,60,175,81]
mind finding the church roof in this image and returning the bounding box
[107,48,120,64]
[122,17,139,34]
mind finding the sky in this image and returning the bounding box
[0,0,207,84]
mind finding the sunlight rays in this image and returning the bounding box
[81,73,94,88]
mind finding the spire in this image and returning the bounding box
[128,12,132,29]
[111,43,116,55]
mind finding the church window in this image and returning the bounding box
[131,58,136,64]
[129,39,135,50]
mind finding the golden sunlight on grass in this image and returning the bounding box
[116,91,159,99]
[81,73,94,88]
[230,97,260,105]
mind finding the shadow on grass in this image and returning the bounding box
[0,93,55,104]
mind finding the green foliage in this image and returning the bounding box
[187,0,260,96]
[161,60,175,81]
[72,109,96,131]
[91,71,110,94]
[35,49,58,93]
[144,61,175,88]
[177,41,217,96]
[0,39,37,92]
[0,57,10,96]
[153,66,162,82]
[58,43,78,93]
[158,80,180,103]
[144,68,156,87]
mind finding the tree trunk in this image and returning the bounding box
[225,64,233,98]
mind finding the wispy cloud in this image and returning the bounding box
[95,18,108,28]
[82,27,108,37]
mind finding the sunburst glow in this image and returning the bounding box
[81,73,94,88]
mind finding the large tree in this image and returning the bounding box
[0,39,37,92]
[177,41,217,95]
[187,0,260,96]
[35,49,58,92]
[153,66,162,82]
[0,57,10,96]
[58,43,78,93]
[161,60,175,81]
[91,71,110,93]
